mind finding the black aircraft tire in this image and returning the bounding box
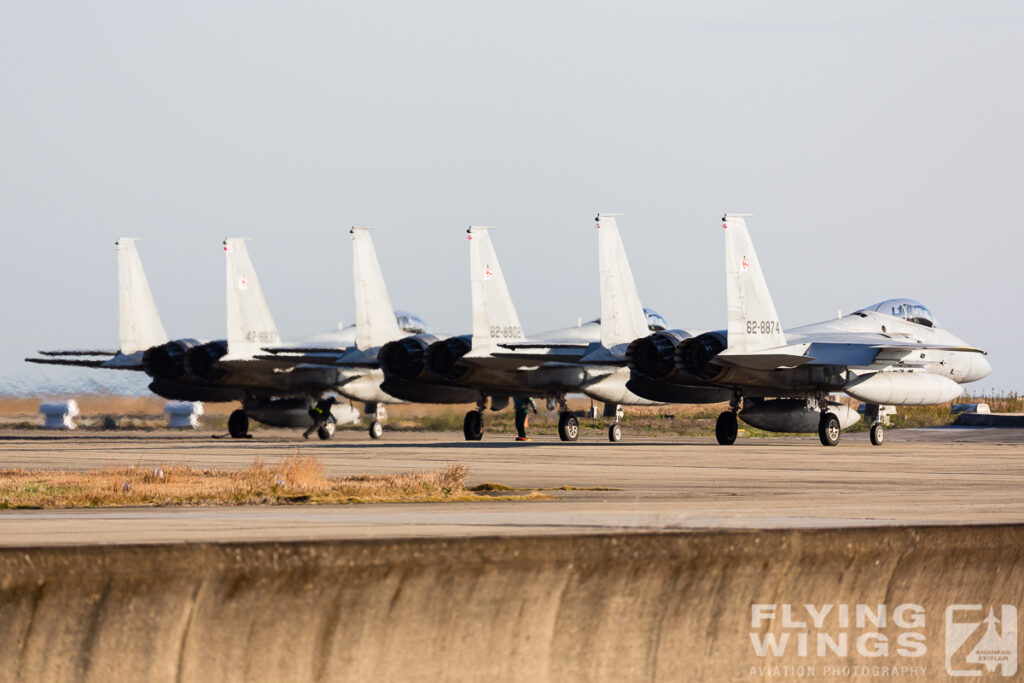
[228,410,249,439]
[463,411,483,441]
[369,420,384,440]
[557,413,579,442]
[715,411,738,446]
[869,422,884,446]
[608,423,622,442]
[819,412,841,447]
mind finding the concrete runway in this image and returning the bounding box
[1,426,1023,545]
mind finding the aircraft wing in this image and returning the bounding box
[25,356,114,369]
[868,342,987,368]
[488,342,605,365]
[714,340,988,371]
[255,347,380,369]
[250,354,349,369]
[261,346,353,355]
[496,342,591,350]
[869,342,987,353]
[25,350,145,370]
[712,352,815,370]
[36,349,118,356]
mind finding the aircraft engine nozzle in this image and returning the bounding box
[625,330,690,380]
[184,340,228,381]
[141,339,201,381]
[675,332,727,381]
[740,399,861,433]
[379,334,439,381]
[424,335,471,381]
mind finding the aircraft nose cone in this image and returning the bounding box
[965,354,992,383]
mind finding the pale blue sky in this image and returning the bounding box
[1,1,1020,395]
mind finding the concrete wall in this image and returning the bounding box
[0,526,1021,682]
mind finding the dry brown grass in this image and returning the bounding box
[0,457,528,509]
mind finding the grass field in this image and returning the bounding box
[0,456,545,509]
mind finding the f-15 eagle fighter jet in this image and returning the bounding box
[376,215,728,442]
[27,234,430,439]
[625,214,991,446]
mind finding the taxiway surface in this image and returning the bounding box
[0,427,1022,545]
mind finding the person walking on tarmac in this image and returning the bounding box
[303,396,338,439]
[513,396,538,441]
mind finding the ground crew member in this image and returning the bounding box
[303,396,338,439]
[513,396,538,441]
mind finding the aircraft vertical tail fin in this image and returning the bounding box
[468,227,525,351]
[224,238,280,359]
[351,227,402,350]
[116,238,168,354]
[596,214,649,347]
[722,214,787,353]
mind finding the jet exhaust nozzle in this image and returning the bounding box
[424,335,471,380]
[378,334,439,380]
[675,332,727,381]
[141,339,201,381]
[184,340,228,381]
[625,330,691,380]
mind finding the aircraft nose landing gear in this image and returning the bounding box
[366,402,387,440]
[605,402,623,442]
[869,421,884,446]
[608,423,622,442]
[863,404,886,447]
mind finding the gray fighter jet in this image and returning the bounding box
[376,215,728,442]
[626,214,991,446]
[27,234,431,439]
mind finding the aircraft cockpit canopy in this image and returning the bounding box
[644,308,668,332]
[395,311,430,335]
[859,299,937,328]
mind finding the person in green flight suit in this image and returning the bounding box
[513,396,538,441]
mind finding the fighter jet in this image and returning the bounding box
[27,234,430,439]
[376,215,728,442]
[257,227,482,436]
[625,214,991,446]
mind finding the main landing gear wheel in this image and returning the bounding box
[869,422,884,446]
[317,421,336,440]
[715,411,738,446]
[369,420,384,440]
[818,412,841,447]
[558,413,579,442]
[228,410,249,439]
[463,411,483,441]
[608,423,622,443]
